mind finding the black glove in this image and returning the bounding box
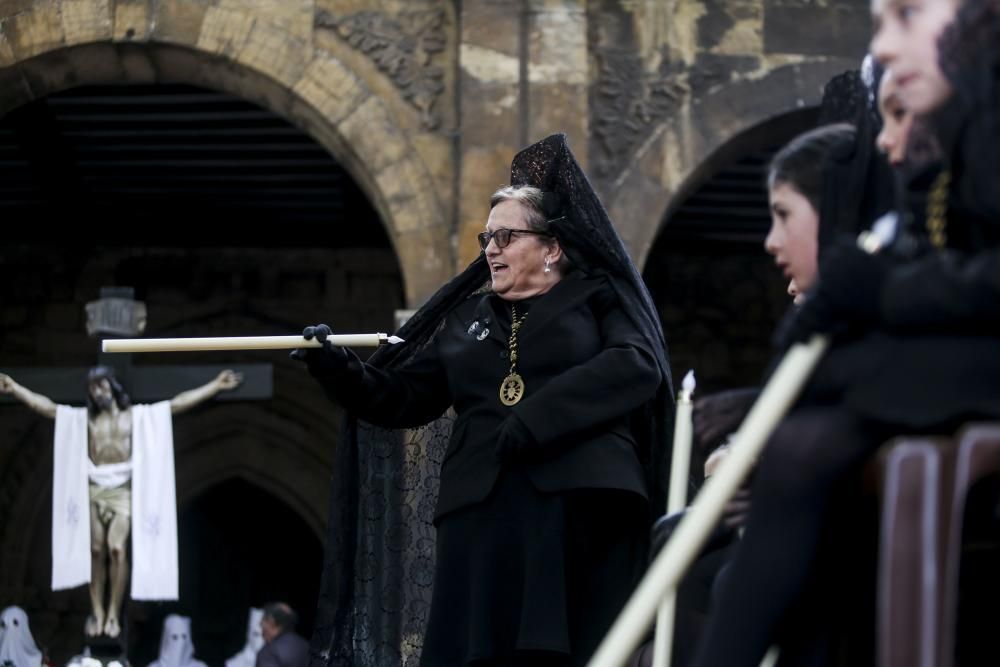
[494,413,537,463]
[776,240,891,347]
[721,488,752,531]
[289,324,351,378]
[693,388,759,454]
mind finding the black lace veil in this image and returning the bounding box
[816,63,896,250]
[308,134,674,666]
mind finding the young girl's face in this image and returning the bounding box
[876,71,916,167]
[870,0,959,115]
[765,182,820,296]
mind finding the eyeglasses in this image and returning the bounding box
[477,228,552,251]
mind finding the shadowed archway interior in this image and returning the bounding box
[128,478,323,666]
[0,83,391,246]
[644,109,820,395]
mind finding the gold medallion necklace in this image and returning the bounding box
[499,303,528,406]
[926,170,950,249]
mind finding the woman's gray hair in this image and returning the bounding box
[490,185,551,233]
[489,185,571,271]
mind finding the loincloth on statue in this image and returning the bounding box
[89,482,132,525]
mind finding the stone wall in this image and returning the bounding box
[0,0,869,285]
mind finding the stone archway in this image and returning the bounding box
[600,58,859,269]
[136,477,324,666]
[0,0,453,305]
[642,106,828,392]
[171,381,340,543]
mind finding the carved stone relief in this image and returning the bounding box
[591,49,687,179]
[316,9,447,130]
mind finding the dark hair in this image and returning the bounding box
[767,123,858,214]
[86,366,131,417]
[933,0,1000,219]
[262,602,298,631]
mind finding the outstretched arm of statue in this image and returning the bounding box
[0,372,58,419]
[169,369,243,415]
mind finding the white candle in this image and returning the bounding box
[588,336,829,667]
[102,334,403,353]
[653,370,696,667]
[668,370,696,513]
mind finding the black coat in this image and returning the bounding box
[255,630,309,667]
[330,273,662,520]
[806,196,1000,429]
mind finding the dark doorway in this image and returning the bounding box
[0,83,389,246]
[644,110,818,393]
[128,478,323,666]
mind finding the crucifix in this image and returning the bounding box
[0,287,272,652]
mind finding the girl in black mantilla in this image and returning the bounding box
[692,0,1000,664]
[294,135,674,667]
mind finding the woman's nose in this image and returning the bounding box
[870,23,897,68]
[876,127,893,155]
[764,225,780,254]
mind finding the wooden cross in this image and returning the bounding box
[1,286,272,405]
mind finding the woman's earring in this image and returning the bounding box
[544,259,551,274]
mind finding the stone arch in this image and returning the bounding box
[657,107,820,231]
[640,107,824,391]
[0,0,452,305]
[601,58,859,268]
[171,396,336,543]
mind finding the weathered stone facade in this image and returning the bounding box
[0,0,867,289]
[0,0,872,660]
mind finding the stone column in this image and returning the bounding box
[457,0,523,266]
[524,0,588,159]
[457,0,589,268]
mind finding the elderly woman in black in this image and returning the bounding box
[692,0,1000,663]
[295,135,673,667]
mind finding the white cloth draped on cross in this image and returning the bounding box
[51,401,179,600]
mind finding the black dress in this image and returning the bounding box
[424,467,647,666]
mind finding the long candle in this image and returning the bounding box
[592,225,892,667]
[102,334,403,353]
[668,370,696,512]
[653,370,696,667]
[588,335,829,667]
